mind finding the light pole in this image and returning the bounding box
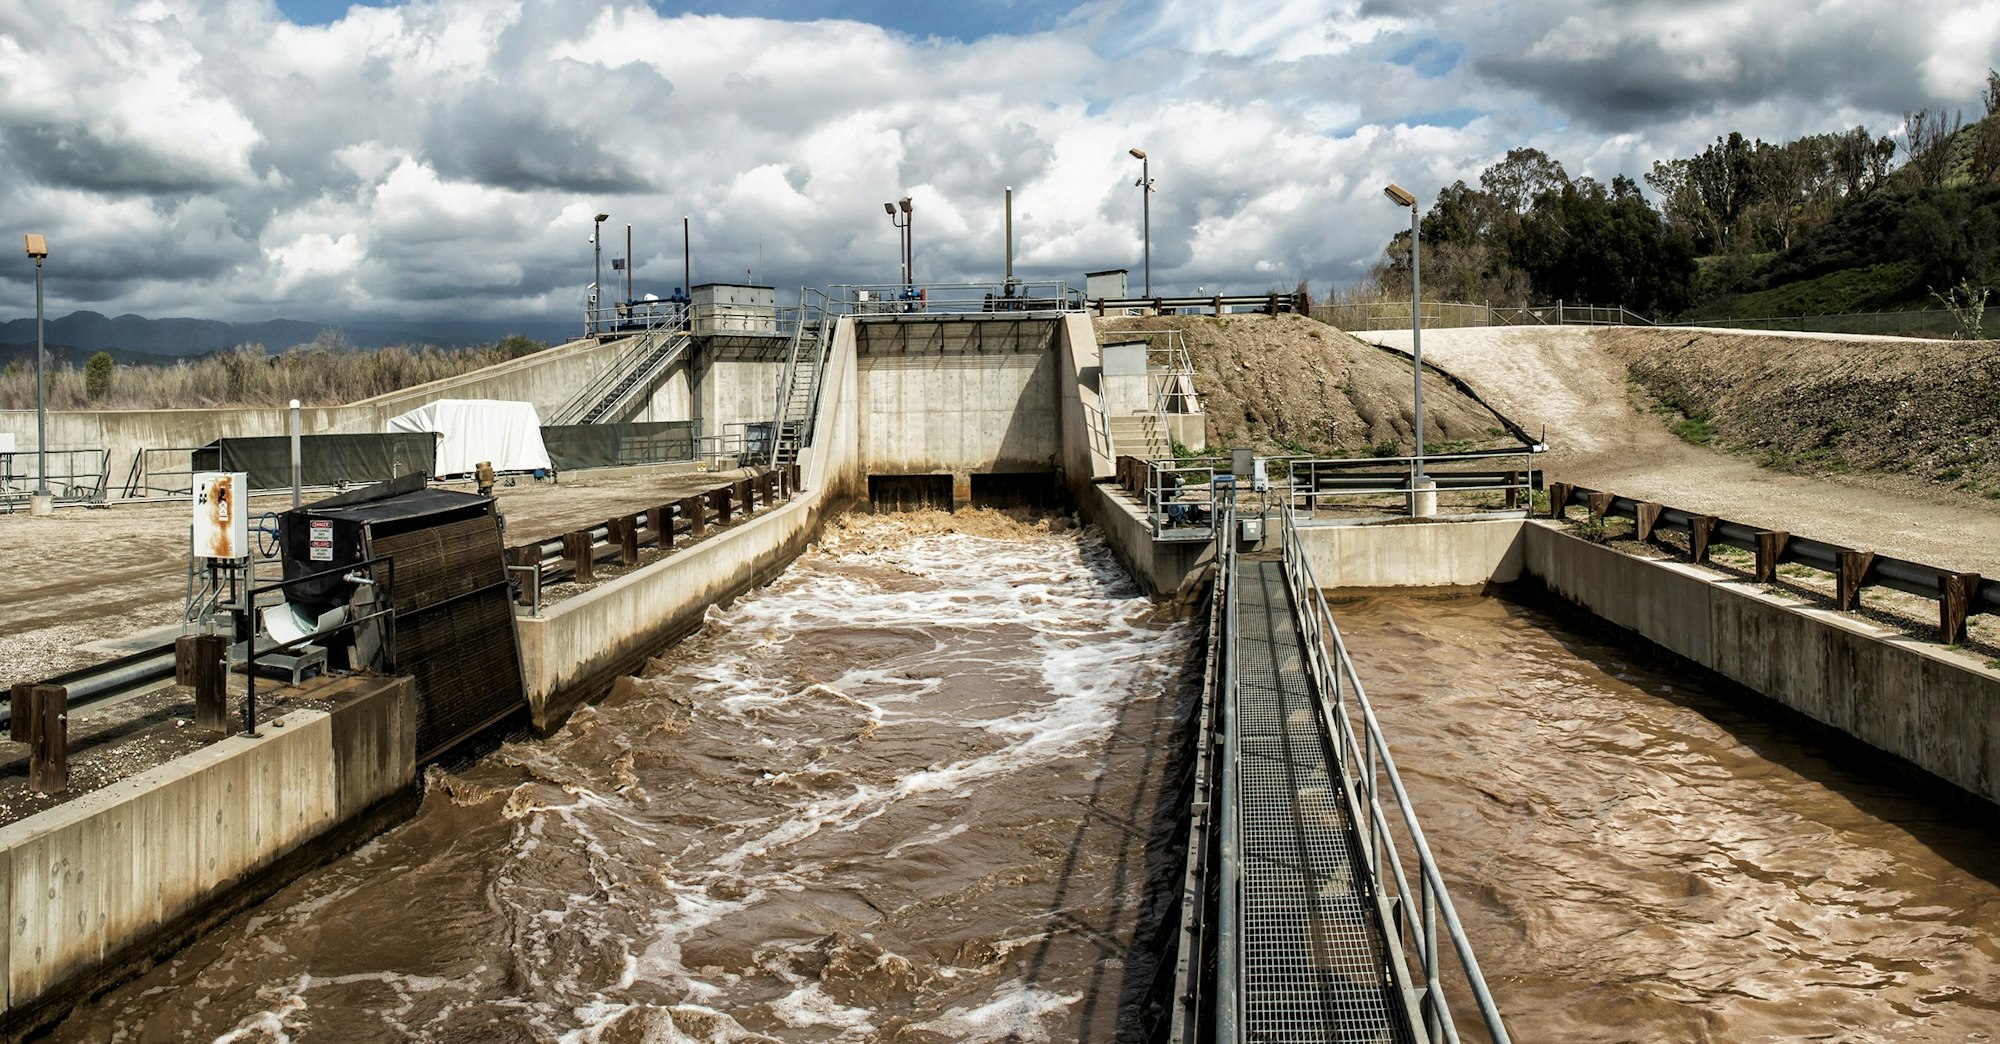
[23,234,49,509]
[883,197,913,289]
[1130,148,1153,297]
[592,211,609,333]
[1384,183,1424,478]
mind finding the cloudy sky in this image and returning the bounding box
[2,0,1997,328]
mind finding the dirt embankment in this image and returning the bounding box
[1600,328,2000,499]
[1095,313,1515,455]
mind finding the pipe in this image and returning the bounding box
[289,398,302,509]
[34,257,48,497]
[1005,186,1014,286]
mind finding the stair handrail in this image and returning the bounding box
[584,329,694,425]
[551,303,689,424]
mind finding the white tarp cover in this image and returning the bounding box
[385,399,553,476]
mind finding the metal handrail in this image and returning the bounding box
[1135,448,1541,536]
[827,280,1080,315]
[1277,500,1510,1042]
[1213,495,1242,1044]
[1,448,111,506]
[552,307,688,424]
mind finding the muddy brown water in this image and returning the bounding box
[1334,589,2000,1044]
[48,513,1196,1042]
[43,524,2000,1042]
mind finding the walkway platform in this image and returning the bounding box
[1231,554,1414,1043]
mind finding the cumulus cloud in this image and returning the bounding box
[0,0,1993,326]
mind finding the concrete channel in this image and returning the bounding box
[4,300,1996,1039]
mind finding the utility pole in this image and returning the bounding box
[24,234,50,515]
[1130,148,1153,297]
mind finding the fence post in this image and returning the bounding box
[648,505,672,551]
[611,515,640,566]
[192,633,230,732]
[29,684,68,794]
[1835,550,1876,611]
[1940,573,1981,644]
[1689,515,1719,564]
[683,494,707,539]
[564,530,595,584]
[1754,530,1790,583]
[1547,482,1572,520]
[735,478,754,516]
[1634,502,1662,542]
[1586,491,1613,521]
[714,486,734,526]
[9,681,34,743]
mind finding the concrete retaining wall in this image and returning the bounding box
[1523,522,2000,806]
[0,676,415,1033]
[855,320,1062,484]
[2,337,636,488]
[1297,519,1525,587]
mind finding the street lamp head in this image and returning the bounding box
[898,196,912,214]
[594,212,610,224]
[883,202,895,215]
[1129,147,1146,160]
[24,234,47,259]
[1383,183,1417,208]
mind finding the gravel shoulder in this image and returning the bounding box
[1366,327,2000,576]
[0,466,757,681]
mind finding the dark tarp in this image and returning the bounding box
[540,421,695,471]
[191,432,438,491]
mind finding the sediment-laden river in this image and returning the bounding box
[52,513,1195,1043]
[1334,589,2000,1043]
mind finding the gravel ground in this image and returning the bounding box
[0,466,758,682]
[1368,327,2000,576]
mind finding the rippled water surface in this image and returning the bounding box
[52,513,1194,1042]
[1334,589,2000,1044]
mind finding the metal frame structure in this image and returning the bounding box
[1,448,110,509]
[827,280,1080,317]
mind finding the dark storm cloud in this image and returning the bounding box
[0,123,246,195]
[423,91,655,193]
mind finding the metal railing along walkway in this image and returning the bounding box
[1173,503,1510,1043]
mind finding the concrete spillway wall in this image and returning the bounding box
[1294,518,2000,807]
[0,676,415,1037]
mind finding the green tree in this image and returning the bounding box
[84,351,114,401]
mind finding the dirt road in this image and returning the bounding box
[0,468,757,680]
[1367,327,2000,575]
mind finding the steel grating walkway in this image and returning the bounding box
[1233,555,1414,1043]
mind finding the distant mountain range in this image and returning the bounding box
[0,311,577,365]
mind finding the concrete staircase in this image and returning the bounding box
[1109,413,1171,460]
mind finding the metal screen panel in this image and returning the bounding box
[371,515,527,761]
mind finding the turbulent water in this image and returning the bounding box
[53,512,1195,1043]
[1334,589,2000,1044]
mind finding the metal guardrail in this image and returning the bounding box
[1278,500,1512,1043]
[827,280,1080,316]
[1116,448,1542,539]
[1214,495,1243,1043]
[1165,495,1230,1042]
[1090,291,1309,317]
[1,448,110,508]
[1549,482,1998,642]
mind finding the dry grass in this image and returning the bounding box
[0,336,548,410]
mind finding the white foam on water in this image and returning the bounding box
[486,520,1182,1041]
[907,980,1082,1043]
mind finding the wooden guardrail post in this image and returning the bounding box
[611,515,640,566]
[1504,470,1521,509]
[683,495,707,540]
[191,633,230,733]
[735,479,754,517]
[1689,515,1719,563]
[507,545,541,605]
[649,504,673,551]
[759,472,774,507]
[1753,530,1789,583]
[1941,573,1981,644]
[9,681,33,743]
[1835,550,1876,611]
[788,463,800,493]
[1634,502,1663,542]
[1586,491,1614,521]
[564,530,595,584]
[1547,482,1572,520]
[29,684,68,794]
[714,486,733,526]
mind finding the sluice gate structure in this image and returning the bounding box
[7,282,2000,1039]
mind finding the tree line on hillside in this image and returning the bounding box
[0,332,549,411]
[1366,68,2000,322]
